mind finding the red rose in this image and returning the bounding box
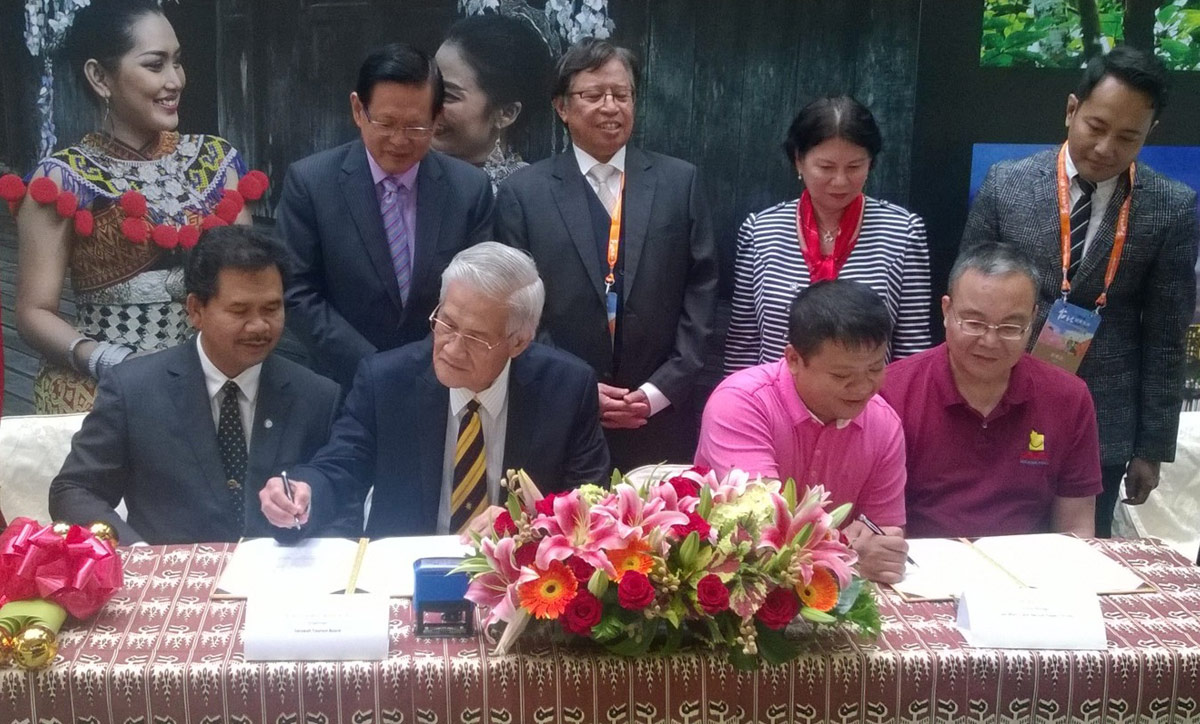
[695,574,729,614]
[755,587,800,630]
[119,190,147,218]
[617,570,655,610]
[74,209,95,237]
[667,474,700,499]
[690,465,711,476]
[121,217,149,243]
[564,555,595,584]
[534,492,562,517]
[177,224,200,249]
[560,590,602,636]
[493,510,518,536]
[151,224,179,249]
[0,173,26,202]
[55,191,78,218]
[513,542,537,569]
[671,511,711,540]
[29,177,59,205]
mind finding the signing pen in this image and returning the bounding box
[280,470,301,530]
[856,512,917,567]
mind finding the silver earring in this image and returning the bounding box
[797,172,803,182]
[101,97,111,132]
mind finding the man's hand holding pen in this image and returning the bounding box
[260,472,311,530]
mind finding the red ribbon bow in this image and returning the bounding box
[0,518,123,619]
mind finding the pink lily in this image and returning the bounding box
[531,490,623,576]
[464,537,523,628]
[602,485,689,547]
[759,486,833,552]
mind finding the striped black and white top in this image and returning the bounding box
[724,196,932,373]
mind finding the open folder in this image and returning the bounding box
[890,533,1153,601]
[214,535,472,598]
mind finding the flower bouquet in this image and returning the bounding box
[456,467,880,668]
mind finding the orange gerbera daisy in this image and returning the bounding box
[517,560,578,619]
[797,567,839,612]
[605,538,654,583]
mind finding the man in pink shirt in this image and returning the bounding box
[700,280,908,583]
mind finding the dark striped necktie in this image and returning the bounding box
[217,380,247,533]
[449,399,488,533]
[1067,176,1097,280]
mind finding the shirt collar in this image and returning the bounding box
[932,343,1033,411]
[448,358,512,418]
[195,332,263,404]
[572,144,627,177]
[1063,142,1120,193]
[366,149,420,191]
[771,359,855,430]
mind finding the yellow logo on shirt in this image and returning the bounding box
[1029,430,1045,452]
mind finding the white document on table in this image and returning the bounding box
[243,593,389,661]
[957,585,1108,650]
[891,533,1149,601]
[216,535,471,598]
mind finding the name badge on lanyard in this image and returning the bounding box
[1030,143,1134,375]
[603,174,625,341]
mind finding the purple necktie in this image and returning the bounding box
[381,176,412,303]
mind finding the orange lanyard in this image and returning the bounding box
[1055,143,1134,309]
[604,174,625,293]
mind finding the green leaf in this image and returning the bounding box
[800,607,837,624]
[827,502,852,529]
[604,618,657,657]
[833,578,864,616]
[610,469,623,488]
[698,484,713,518]
[754,624,800,666]
[1157,4,1179,24]
[782,478,797,511]
[506,493,523,521]
[845,586,882,637]
[662,595,688,629]
[588,569,609,598]
[792,522,813,550]
[590,612,624,642]
[679,531,700,570]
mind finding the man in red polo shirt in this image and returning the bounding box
[881,243,1101,539]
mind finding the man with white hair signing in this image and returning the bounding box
[261,242,611,537]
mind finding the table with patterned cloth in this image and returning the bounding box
[2,539,1198,724]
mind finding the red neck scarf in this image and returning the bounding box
[796,190,866,282]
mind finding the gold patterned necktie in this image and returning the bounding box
[450,399,487,532]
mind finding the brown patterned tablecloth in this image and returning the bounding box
[2,538,1198,724]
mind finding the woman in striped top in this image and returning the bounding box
[725,96,932,373]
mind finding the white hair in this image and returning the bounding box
[440,242,545,340]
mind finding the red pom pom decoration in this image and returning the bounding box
[177,224,200,249]
[151,224,179,249]
[214,189,244,223]
[74,209,95,236]
[29,177,59,205]
[119,190,148,218]
[238,170,269,201]
[121,217,149,243]
[200,215,228,231]
[0,174,26,202]
[55,191,78,218]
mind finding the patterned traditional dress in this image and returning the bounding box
[28,132,247,413]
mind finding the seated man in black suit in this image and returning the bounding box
[278,42,494,388]
[49,226,353,545]
[260,242,611,537]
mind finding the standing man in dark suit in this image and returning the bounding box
[494,39,718,472]
[260,243,610,538]
[49,226,353,545]
[278,42,494,388]
[963,46,1199,536]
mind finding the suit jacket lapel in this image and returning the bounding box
[551,152,606,302]
[1031,158,1063,291]
[416,365,450,525]
[247,356,291,486]
[341,143,402,311]
[1074,173,1131,285]
[502,356,532,472]
[168,340,229,500]
[621,147,655,301]
[412,154,448,318]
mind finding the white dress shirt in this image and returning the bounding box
[569,143,670,416]
[196,332,262,448]
[1064,144,1121,258]
[437,360,511,534]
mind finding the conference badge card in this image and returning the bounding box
[1032,298,1100,375]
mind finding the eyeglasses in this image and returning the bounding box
[952,312,1029,341]
[429,308,506,353]
[569,88,635,105]
[363,109,435,140]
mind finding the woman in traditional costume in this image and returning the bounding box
[3,0,267,413]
